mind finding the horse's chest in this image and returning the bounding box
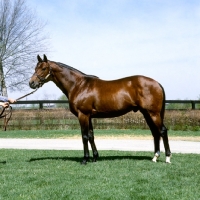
[69,99,93,116]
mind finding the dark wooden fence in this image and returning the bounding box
[14,100,69,109]
[12,100,200,110]
[166,100,200,110]
[2,100,200,130]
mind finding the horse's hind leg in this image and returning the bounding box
[141,110,160,162]
[88,118,99,162]
[142,110,171,163]
[144,113,161,162]
[161,125,171,163]
[151,125,172,163]
[150,118,171,163]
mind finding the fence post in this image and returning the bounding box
[191,101,195,110]
[39,102,43,109]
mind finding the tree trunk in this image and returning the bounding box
[0,59,7,96]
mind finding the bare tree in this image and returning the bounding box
[0,0,48,96]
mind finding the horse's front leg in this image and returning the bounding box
[88,118,99,162]
[78,112,90,164]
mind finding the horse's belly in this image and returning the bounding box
[91,107,133,118]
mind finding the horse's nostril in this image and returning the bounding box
[29,81,35,88]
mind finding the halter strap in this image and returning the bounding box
[35,63,52,86]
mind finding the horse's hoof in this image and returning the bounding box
[152,153,159,162]
[166,156,171,164]
[81,156,89,165]
[93,153,99,162]
[81,160,87,165]
[152,158,157,162]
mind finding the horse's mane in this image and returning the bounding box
[55,62,99,78]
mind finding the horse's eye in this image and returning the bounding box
[42,68,46,71]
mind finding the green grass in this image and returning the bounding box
[0,130,199,199]
[0,149,200,200]
[0,129,200,138]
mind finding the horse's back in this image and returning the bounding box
[93,75,163,99]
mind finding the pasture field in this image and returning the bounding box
[0,149,200,200]
[0,129,200,141]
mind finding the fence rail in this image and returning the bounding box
[12,100,200,110]
[166,100,200,110]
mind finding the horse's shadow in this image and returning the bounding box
[28,155,152,163]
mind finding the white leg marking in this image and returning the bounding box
[152,153,159,162]
[166,156,171,164]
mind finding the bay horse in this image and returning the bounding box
[29,55,171,164]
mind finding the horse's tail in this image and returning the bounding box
[159,83,166,123]
[159,83,168,137]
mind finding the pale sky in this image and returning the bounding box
[11,0,200,100]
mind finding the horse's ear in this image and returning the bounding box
[43,54,48,62]
[37,55,43,62]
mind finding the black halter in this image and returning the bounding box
[35,63,52,87]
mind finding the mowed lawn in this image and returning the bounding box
[0,129,200,199]
[0,150,200,200]
[1,129,200,139]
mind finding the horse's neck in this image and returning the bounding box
[51,63,82,98]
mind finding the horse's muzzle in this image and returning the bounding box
[29,80,38,89]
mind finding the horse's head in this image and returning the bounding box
[29,54,52,89]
